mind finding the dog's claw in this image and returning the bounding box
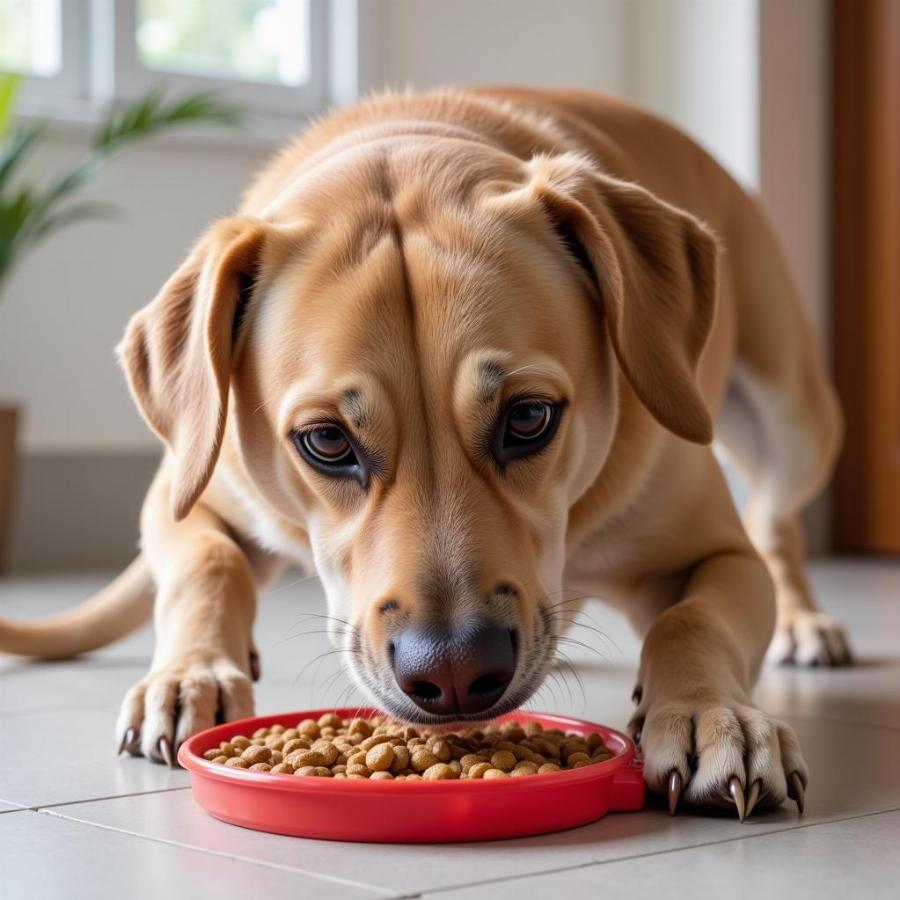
[667,769,683,816]
[158,737,175,768]
[745,780,761,819]
[729,776,746,821]
[118,728,136,756]
[631,685,642,705]
[249,649,261,682]
[788,771,805,815]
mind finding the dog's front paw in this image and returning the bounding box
[767,609,852,667]
[631,694,807,819]
[116,655,254,765]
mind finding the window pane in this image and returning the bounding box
[137,0,310,86]
[0,0,62,77]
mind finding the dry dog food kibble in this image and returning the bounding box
[204,715,612,780]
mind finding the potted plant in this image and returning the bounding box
[0,73,240,570]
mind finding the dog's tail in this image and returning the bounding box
[0,555,154,659]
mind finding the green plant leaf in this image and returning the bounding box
[93,89,241,155]
[0,73,22,139]
[0,120,47,192]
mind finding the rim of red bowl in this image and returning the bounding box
[178,708,639,792]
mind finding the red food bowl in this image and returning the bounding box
[179,708,644,843]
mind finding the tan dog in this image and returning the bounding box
[0,88,849,817]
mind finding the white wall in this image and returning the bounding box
[0,135,263,451]
[0,0,826,454]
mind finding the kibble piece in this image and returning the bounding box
[204,748,223,761]
[504,725,526,742]
[348,718,372,737]
[423,763,456,781]
[249,763,272,772]
[390,745,411,773]
[467,761,492,779]
[224,757,249,768]
[490,750,517,772]
[270,763,295,775]
[210,755,229,765]
[218,741,236,757]
[366,743,395,772]
[411,749,440,773]
[538,762,561,774]
[241,745,272,765]
[482,768,508,779]
[312,766,333,777]
[318,713,342,729]
[313,742,340,766]
[297,750,330,767]
[431,739,451,762]
[460,754,482,772]
[269,751,284,766]
[269,724,285,735]
[360,733,393,751]
[297,719,320,738]
[281,728,300,741]
[566,752,591,767]
[370,770,394,781]
[230,735,251,750]
[347,763,369,776]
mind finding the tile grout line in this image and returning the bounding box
[413,804,900,897]
[36,807,397,898]
[26,786,191,811]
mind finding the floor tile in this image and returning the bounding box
[423,809,900,899]
[50,715,900,896]
[0,809,386,900]
[0,707,189,807]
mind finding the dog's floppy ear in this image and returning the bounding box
[491,153,718,444]
[118,216,273,521]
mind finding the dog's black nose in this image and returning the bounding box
[392,622,517,716]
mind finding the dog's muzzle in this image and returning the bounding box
[390,619,518,716]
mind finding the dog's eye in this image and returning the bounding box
[495,399,562,464]
[506,401,553,441]
[292,425,361,477]
[302,426,354,463]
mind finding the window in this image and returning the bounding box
[0,0,87,99]
[0,0,61,77]
[136,0,311,86]
[1,0,332,120]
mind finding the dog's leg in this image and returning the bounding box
[717,363,850,666]
[628,459,808,817]
[116,470,259,763]
[717,196,849,666]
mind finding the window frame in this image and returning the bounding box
[9,0,90,102]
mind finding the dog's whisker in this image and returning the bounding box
[292,647,358,689]
[267,572,322,595]
[288,610,356,629]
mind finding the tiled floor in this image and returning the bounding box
[1,560,898,899]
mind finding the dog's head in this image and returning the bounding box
[119,144,716,724]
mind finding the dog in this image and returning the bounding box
[0,87,850,816]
